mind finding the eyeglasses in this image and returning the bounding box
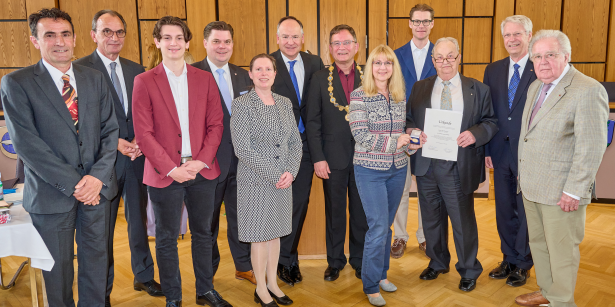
[432,54,459,63]
[373,61,393,67]
[411,19,433,26]
[531,52,560,62]
[279,35,302,41]
[503,32,525,39]
[330,40,356,47]
[101,28,126,38]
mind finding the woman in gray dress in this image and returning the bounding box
[230,54,302,307]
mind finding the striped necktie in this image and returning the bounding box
[508,63,520,109]
[62,74,79,126]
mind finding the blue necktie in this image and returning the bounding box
[109,62,125,114]
[508,63,520,110]
[288,60,305,133]
[216,69,233,115]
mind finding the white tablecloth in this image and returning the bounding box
[0,204,54,271]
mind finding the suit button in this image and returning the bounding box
[126,119,130,122]
[79,141,83,146]
[78,164,83,169]
[276,144,280,147]
[178,134,182,137]
[508,117,511,120]
[524,138,527,142]
[275,156,279,159]
[178,151,181,154]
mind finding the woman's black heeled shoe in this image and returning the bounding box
[267,288,293,305]
[254,290,279,307]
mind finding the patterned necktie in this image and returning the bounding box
[216,68,233,115]
[62,74,79,126]
[508,63,520,109]
[441,80,452,110]
[109,62,125,114]
[529,83,553,127]
[288,60,305,133]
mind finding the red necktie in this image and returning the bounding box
[62,74,79,127]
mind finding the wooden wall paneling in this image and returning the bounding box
[516,0,562,33]
[462,64,487,80]
[25,0,58,64]
[368,0,387,54]
[139,20,157,67]
[1,0,27,19]
[573,63,606,82]
[59,0,140,64]
[491,0,515,62]
[289,0,318,55]
[0,22,32,67]
[137,0,186,19]
[463,18,492,63]
[389,0,463,18]
[319,0,367,65]
[562,0,610,62]
[465,0,495,17]
[219,0,267,66]
[607,0,615,81]
[388,19,412,50]
[186,0,216,63]
[268,0,286,54]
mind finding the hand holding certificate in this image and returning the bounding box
[422,108,463,161]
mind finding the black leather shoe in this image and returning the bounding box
[277,264,294,286]
[289,264,302,283]
[105,296,111,307]
[354,267,362,280]
[268,288,293,305]
[488,261,516,279]
[166,300,182,307]
[506,267,529,287]
[459,278,477,292]
[134,279,164,296]
[254,290,278,307]
[419,267,450,280]
[196,289,232,306]
[324,266,340,281]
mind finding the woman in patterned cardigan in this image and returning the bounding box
[349,45,426,306]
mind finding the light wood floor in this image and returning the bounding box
[2,199,615,307]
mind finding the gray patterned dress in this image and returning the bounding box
[230,89,302,242]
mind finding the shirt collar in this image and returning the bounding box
[410,39,429,53]
[548,63,571,87]
[510,53,529,69]
[162,61,187,78]
[206,56,230,74]
[436,72,461,87]
[281,52,303,65]
[96,48,120,69]
[335,62,356,75]
[42,58,74,83]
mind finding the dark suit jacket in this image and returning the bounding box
[406,74,498,195]
[395,41,437,101]
[191,59,252,180]
[270,50,325,132]
[74,51,146,180]
[483,57,536,171]
[1,61,119,214]
[306,63,362,170]
[132,63,224,188]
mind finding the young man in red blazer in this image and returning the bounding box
[132,16,230,307]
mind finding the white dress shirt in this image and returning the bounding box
[163,62,191,158]
[281,52,305,99]
[431,72,464,113]
[508,53,529,86]
[42,59,77,96]
[207,57,234,97]
[411,39,428,80]
[97,49,129,114]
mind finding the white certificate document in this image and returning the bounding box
[422,108,463,161]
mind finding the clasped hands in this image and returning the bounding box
[169,160,207,183]
[73,175,103,205]
[118,138,143,161]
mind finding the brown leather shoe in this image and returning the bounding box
[390,238,407,258]
[515,291,550,306]
[235,270,257,285]
[418,241,429,259]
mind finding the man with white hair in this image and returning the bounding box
[482,15,536,287]
[406,37,498,292]
[515,30,609,307]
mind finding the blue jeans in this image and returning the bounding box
[354,164,407,294]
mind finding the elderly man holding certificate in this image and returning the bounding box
[406,37,498,292]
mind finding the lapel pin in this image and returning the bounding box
[234,73,237,75]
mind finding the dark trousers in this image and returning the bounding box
[212,155,252,273]
[279,137,313,267]
[323,163,368,270]
[416,159,483,279]
[30,200,108,307]
[107,161,153,296]
[148,174,216,301]
[493,144,533,270]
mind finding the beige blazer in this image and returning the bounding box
[517,65,609,205]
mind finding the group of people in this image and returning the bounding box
[0,2,608,307]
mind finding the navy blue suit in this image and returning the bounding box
[483,57,536,270]
[394,41,437,101]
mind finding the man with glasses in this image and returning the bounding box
[406,37,497,292]
[515,30,608,307]
[306,24,368,282]
[270,16,325,286]
[74,10,161,306]
[481,15,536,288]
[391,3,437,259]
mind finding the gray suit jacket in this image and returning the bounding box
[1,60,119,214]
[518,65,609,205]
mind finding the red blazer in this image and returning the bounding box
[132,63,224,188]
